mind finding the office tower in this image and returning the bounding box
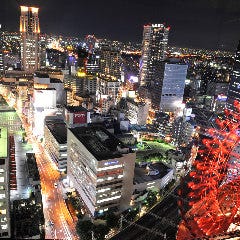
[159,62,187,112]
[139,23,169,87]
[67,126,135,217]
[227,41,240,110]
[20,6,40,72]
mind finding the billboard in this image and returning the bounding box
[73,111,87,124]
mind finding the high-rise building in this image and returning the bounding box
[139,23,170,87]
[227,41,240,110]
[20,6,40,72]
[99,45,121,80]
[159,62,187,112]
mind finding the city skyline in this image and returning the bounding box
[1,0,240,51]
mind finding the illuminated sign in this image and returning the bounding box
[217,95,227,101]
[104,160,119,166]
[73,111,87,124]
[129,76,138,83]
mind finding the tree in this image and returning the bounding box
[93,224,110,240]
[125,207,139,222]
[146,190,157,208]
[105,212,120,229]
[76,220,93,240]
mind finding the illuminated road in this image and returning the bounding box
[26,126,78,240]
[0,90,79,240]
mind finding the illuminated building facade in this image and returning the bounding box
[227,41,240,110]
[67,126,135,216]
[99,45,121,80]
[32,88,57,139]
[0,128,11,238]
[97,74,121,113]
[139,23,169,87]
[64,106,90,128]
[44,117,67,172]
[0,25,4,75]
[126,98,150,125]
[20,6,40,72]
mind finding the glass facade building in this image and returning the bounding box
[227,41,240,110]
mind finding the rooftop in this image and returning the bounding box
[134,162,171,184]
[65,105,88,113]
[0,128,8,158]
[70,126,128,160]
[45,118,67,144]
[50,78,63,83]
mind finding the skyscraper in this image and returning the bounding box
[139,23,169,87]
[227,41,240,110]
[20,6,40,72]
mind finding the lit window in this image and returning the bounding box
[0,194,5,199]
[97,195,121,204]
[0,210,6,215]
[97,178,104,183]
[97,188,110,193]
[1,224,7,230]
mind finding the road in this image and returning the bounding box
[25,121,78,239]
[111,188,181,240]
[2,92,79,240]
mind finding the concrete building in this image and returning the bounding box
[20,6,40,72]
[44,117,67,172]
[172,115,197,147]
[99,45,121,80]
[126,98,150,125]
[67,126,136,216]
[32,88,57,139]
[0,128,11,238]
[64,106,90,128]
[34,73,65,105]
[97,74,120,113]
[133,162,173,201]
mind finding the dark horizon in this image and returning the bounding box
[1,0,240,51]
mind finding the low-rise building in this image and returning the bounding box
[64,106,90,128]
[126,98,150,125]
[44,117,67,172]
[133,162,173,194]
[0,128,11,238]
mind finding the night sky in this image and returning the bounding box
[1,0,240,50]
